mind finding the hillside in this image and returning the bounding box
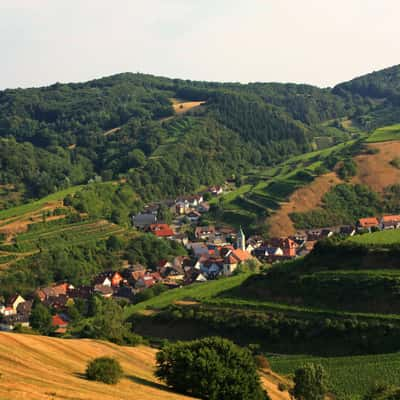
[0,332,289,400]
[0,332,194,400]
[3,64,400,211]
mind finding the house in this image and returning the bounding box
[187,242,210,257]
[132,213,158,229]
[184,269,208,284]
[222,248,254,276]
[93,271,123,288]
[175,201,190,215]
[43,295,69,311]
[208,186,224,196]
[36,283,72,302]
[194,226,216,240]
[0,313,30,331]
[67,286,93,300]
[357,217,380,231]
[149,224,174,238]
[135,275,156,290]
[94,284,114,298]
[7,294,26,312]
[339,226,356,236]
[280,238,298,257]
[187,210,201,223]
[380,215,400,230]
[197,202,210,213]
[52,314,69,334]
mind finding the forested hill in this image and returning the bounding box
[0,65,399,207]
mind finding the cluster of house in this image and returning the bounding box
[357,215,400,231]
[132,186,225,230]
[0,226,258,332]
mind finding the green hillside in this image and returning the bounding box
[366,123,400,142]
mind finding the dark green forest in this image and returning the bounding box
[1,65,399,207]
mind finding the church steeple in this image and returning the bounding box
[237,226,245,251]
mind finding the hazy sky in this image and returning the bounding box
[1,0,399,89]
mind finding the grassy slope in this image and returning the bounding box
[0,332,195,400]
[348,229,400,245]
[125,273,252,316]
[0,186,83,221]
[366,123,400,142]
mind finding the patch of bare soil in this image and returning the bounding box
[352,141,400,192]
[267,173,342,237]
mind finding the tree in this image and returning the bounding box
[29,302,53,335]
[86,357,123,384]
[156,337,269,400]
[292,363,328,400]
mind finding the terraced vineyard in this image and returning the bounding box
[366,123,400,143]
[0,219,126,258]
[208,140,359,228]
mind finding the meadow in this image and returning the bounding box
[124,273,251,315]
[349,229,400,245]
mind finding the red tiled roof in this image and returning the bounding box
[52,314,68,328]
[358,217,379,227]
[231,249,253,262]
[382,215,400,223]
[149,224,174,237]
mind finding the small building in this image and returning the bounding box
[194,226,216,240]
[149,224,174,238]
[52,314,69,335]
[380,215,400,230]
[357,217,380,231]
[132,213,158,229]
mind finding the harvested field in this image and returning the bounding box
[171,98,205,115]
[0,333,287,400]
[267,173,341,237]
[0,332,194,400]
[352,141,400,192]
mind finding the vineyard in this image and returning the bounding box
[0,218,128,268]
[270,352,400,400]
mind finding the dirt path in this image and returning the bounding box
[260,370,291,400]
[267,172,341,237]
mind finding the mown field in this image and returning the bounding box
[270,352,400,400]
[349,229,400,245]
[366,123,400,143]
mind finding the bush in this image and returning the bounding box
[292,363,328,400]
[254,355,271,370]
[278,382,288,392]
[156,337,269,400]
[85,357,123,384]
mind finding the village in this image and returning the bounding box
[1,184,400,333]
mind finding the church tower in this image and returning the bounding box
[236,226,245,251]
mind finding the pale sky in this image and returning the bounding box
[1,0,399,89]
